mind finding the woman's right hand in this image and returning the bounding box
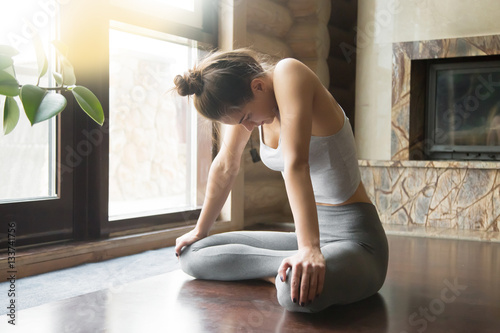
[174,228,207,257]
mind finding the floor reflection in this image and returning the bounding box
[177,277,388,333]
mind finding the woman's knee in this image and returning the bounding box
[179,244,204,279]
[274,275,325,313]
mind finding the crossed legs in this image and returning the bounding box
[180,233,387,313]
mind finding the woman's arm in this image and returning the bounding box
[274,59,326,306]
[276,59,319,249]
[175,124,251,255]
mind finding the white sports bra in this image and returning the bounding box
[258,110,361,205]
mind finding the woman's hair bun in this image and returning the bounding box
[174,69,203,96]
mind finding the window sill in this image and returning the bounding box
[0,221,235,280]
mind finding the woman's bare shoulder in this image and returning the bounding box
[273,58,319,100]
[274,58,317,81]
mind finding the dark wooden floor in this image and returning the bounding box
[1,234,499,332]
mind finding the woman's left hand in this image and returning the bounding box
[278,247,326,306]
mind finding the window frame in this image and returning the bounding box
[0,7,75,248]
[0,0,218,248]
[67,0,218,239]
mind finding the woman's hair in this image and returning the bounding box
[173,48,272,121]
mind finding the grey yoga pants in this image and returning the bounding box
[179,202,389,313]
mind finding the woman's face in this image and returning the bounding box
[220,78,278,132]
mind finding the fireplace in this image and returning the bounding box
[357,35,500,236]
[424,56,500,160]
[391,34,500,161]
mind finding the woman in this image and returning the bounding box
[173,49,388,313]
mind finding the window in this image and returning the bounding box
[108,23,210,221]
[0,0,74,247]
[111,0,204,28]
[0,0,217,247]
[0,1,58,202]
[105,1,216,233]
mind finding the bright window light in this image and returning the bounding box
[108,23,202,220]
[0,0,57,203]
[110,0,202,28]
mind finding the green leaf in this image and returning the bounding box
[0,70,19,96]
[33,92,67,124]
[3,96,20,135]
[0,45,19,57]
[0,55,13,71]
[2,63,15,77]
[20,85,67,125]
[20,84,46,125]
[61,58,76,85]
[53,72,63,86]
[33,34,48,82]
[71,86,104,125]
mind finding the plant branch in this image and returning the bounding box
[18,84,68,91]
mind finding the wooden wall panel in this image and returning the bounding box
[328,0,358,131]
[243,0,359,227]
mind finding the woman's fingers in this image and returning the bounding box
[174,230,205,257]
[277,260,290,283]
[299,267,310,306]
[316,266,325,297]
[174,239,183,257]
[280,250,326,306]
[306,270,318,304]
[175,243,185,257]
[294,263,326,305]
[174,234,190,256]
[290,264,302,304]
[175,235,194,257]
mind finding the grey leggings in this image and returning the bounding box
[179,202,389,313]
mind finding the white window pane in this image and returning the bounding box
[0,0,57,203]
[153,0,195,11]
[110,0,202,29]
[109,24,201,220]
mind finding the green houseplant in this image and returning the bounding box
[0,36,104,135]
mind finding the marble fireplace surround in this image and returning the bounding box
[359,34,500,242]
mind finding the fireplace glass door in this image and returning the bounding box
[426,59,500,160]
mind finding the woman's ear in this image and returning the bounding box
[251,78,265,93]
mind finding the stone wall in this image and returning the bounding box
[360,160,499,233]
